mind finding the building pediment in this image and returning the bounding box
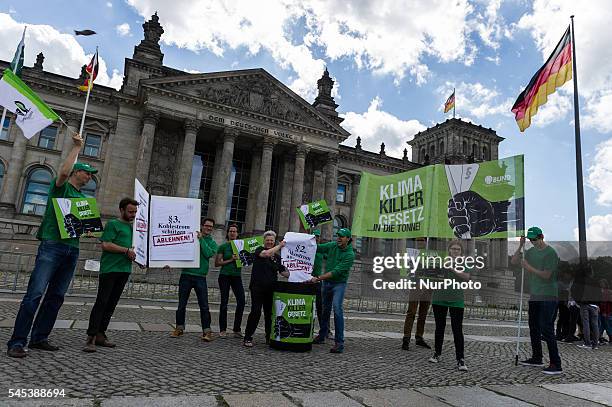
[140,69,349,138]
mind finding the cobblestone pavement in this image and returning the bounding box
[0,294,611,405]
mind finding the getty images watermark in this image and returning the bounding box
[371,252,485,290]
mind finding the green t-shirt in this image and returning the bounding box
[317,242,355,283]
[99,219,133,274]
[36,178,86,248]
[182,235,218,277]
[312,252,325,277]
[526,245,559,299]
[217,242,241,276]
[431,269,466,308]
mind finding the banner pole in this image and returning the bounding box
[77,46,97,165]
[514,250,525,365]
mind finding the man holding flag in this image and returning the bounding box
[6,132,97,358]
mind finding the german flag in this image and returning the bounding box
[444,91,455,113]
[78,50,99,92]
[511,27,572,132]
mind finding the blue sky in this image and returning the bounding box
[1,0,611,241]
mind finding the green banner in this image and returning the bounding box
[52,198,103,239]
[271,291,315,344]
[296,200,332,230]
[231,236,264,268]
[352,155,524,239]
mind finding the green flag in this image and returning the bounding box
[10,27,25,77]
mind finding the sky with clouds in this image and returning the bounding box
[1,0,611,241]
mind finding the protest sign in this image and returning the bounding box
[352,155,524,239]
[133,179,149,267]
[53,197,103,239]
[148,195,200,268]
[231,236,264,268]
[296,200,333,229]
[281,232,317,282]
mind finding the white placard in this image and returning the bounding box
[148,195,200,268]
[133,179,150,267]
[84,259,100,272]
[281,232,317,282]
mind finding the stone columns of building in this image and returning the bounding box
[312,168,325,201]
[322,152,338,241]
[277,154,294,238]
[175,119,199,197]
[244,145,262,234]
[207,141,224,217]
[253,138,275,234]
[466,239,476,258]
[0,117,26,213]
[135,110,159,186]
[289,145,308,232]
[60,112,81,162]
[208,128,238,233]
[500,239,509,268]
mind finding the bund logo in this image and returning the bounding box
[484,174,512,185]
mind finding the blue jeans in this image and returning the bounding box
[528,300,561,367]
[318,281,347,346]
[176,274,211,332]
[8,240,79,349]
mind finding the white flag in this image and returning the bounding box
[281,232,317,282]
[0,69,59,139]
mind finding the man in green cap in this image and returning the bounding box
[311,227,355,353]
[512,226,562,375]
[311,229,325,330]
[8,134,96,358]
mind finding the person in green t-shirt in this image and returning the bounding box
[7,134,98,359]
[170,217,218,342]
[83,198,139,353]
[215,224,245,337]
[511,226,563,375]
[311,228,355,354]
[428,240,470,371]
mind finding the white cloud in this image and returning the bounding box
[106,1,113,7]
[0,13,123,90]
[529,89,572,128]
[124,0,506,100]
[574,214,612,241]
[437,81,514,120]
[587,138,612,206]
[341,97,426,159]
[116,23,131,37]
[517,0,612,133]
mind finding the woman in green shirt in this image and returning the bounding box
[428,240,470,371]
[215,224,245,337]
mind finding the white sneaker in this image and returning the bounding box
[457,359,468,371]
[577,344,591,349]
[428,353,441,363]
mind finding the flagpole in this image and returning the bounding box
[77,46,97,164]
[0,27,26,139]
[570,16,587,265]
[453,87,456,118]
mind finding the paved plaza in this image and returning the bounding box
[1,293,611,406]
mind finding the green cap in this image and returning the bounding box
[73,162,98,174]
[526,226,543,239]
[312,229,321,236]
[337,228,351,238]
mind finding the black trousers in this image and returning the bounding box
[87,272,130,336]
[218,275,245,332]
[244,285,273,342]
[556,301,570,338]
[432,304,464,361]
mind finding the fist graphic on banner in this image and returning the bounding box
[64,213,83,238]
[447,191,512,238]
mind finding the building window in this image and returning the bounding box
[0,117,9,140]
[462,141,467,154]
[226,150,251,231]
[333,215,346,236]
[84,133,102,157]
[420,148,426,163]
[22,168,53,216]
[37,126,58,149]
[190,151,215,215]
[439,141,444,155]
[337,184,346,203]
[482,146,488,161]
[430,145,435,158]
[81,178,97,198]
[0,161,4,193]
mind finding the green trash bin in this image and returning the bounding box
[269,281,317,352]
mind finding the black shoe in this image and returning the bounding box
[401,338,410,351]
[7,346,27,358]
[519,358,544,367]
[415,338,431,349]
[28,341,59,351]
[312,335,325,344]
[543,363,563,375]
